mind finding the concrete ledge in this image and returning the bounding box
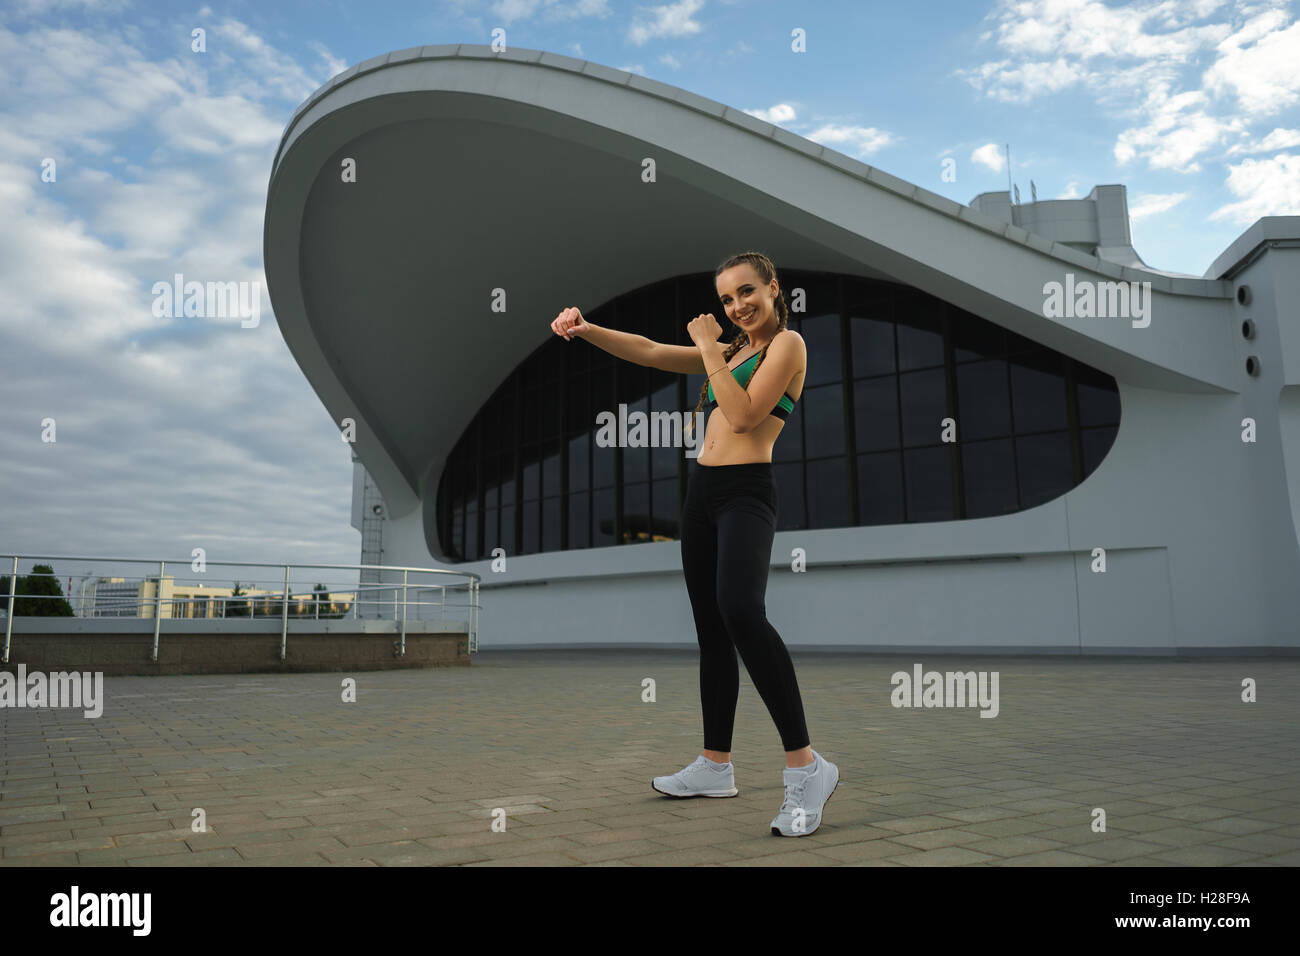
[1,621,470,675]
[474,643,1300,657]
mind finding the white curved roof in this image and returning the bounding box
[264,44,1248,520]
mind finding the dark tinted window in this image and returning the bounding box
[436,273,1122,558]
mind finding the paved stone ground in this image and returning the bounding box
[1,650,1297,867]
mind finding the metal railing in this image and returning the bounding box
[2,554,481,664]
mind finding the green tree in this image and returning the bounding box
[226,581,251,618]
[0,564,74,616]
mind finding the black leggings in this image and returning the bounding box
[680,461,810,753]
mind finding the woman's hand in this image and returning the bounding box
[686,312,722,346]
[551,306,589,340]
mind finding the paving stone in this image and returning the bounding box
[1055,838,1169,861]
[952,834,1069,857]
[2,652,1298,868]
[1135,825,1227,847]
[935,806,1022,823]
[1149,845,1258,865]
[1159,805,1237,823]
[463,852,583,866]
[959,817,1056,838]
[870,815,965,834]
[886,828,989,850]
[719,850,840,866]
[1252,849,1300,865]
[1192,817,1286,836]
[564,839,668,862]
[987,849,1110,865]
[808,839,915,862]
[131,848,243,866]
[1204,832,1300,855]
[888,846,998,866]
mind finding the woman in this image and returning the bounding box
[549,251,839,837]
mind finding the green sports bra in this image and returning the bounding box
[706,351,798,420]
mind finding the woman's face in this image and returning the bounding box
[715,264,776,333]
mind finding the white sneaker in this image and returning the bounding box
[652,755,739,798]
[771,750,839,836]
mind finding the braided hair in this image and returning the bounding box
[685,251,790,435]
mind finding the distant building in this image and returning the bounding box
[80,576,353,619]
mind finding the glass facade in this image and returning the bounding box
[436,271,1121,561]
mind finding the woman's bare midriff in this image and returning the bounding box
[694,366,804,466]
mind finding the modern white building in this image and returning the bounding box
[264,44,1300,654]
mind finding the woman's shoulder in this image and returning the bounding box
[773,328,806,351]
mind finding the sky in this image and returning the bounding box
[1,0,1298,594]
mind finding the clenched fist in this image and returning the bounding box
[551,306,589,340]
[686,312,722,345]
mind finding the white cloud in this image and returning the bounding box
[959,56,1085,102]
[0,27,189,155]
[805,124,897,157]
[1060,180,1082,198]
[658,52,682,69]
[628,0,705,46]
[1227,127,1300,155]
[308,40,347,80]
[208,17,337,103]
[154,94,285,155]
[5,0,133,14]
[743,103,797,125]
[1208,153,1300,223]
[739,104,896,157]
[491,0,610,23]
[971,142,1006,173]
[1203,12,1300,115]
[961,0,1297,174]
[617,63,647,75]
[1113,81,1242,172]
[0,18,360,566]
[996,0,1230,61]
[1128,191,1189,221]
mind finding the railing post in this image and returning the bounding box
[3,555,17,664]
[398,569,408,657]
[280,565,290,661]
[440,585,445,620]
[151,561,165,662]
[470,578,477,653]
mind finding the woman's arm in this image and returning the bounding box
[581,323,657,366]
[645,341,707,374]
[586,326,706,373]
[551,307,705,373]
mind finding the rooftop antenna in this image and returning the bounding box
[1013,184,1021,204]
[1031,179,1038,202]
